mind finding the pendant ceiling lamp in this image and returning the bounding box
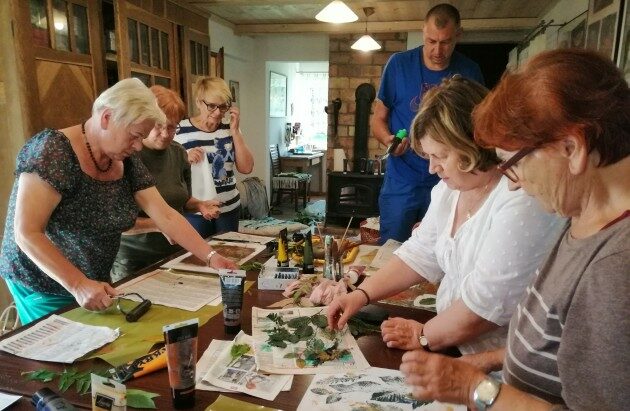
[315,0,358,23]
[351,7,381,52]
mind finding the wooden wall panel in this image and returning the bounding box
[35,61,94,129]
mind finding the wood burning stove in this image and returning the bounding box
[325,172,383,226]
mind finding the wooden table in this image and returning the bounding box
[0,252,436,410]
[280,152,326,195]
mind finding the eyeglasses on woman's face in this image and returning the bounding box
[200,100,231,114]
[497,146,538,183]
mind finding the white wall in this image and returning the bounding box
[208,23,328,201]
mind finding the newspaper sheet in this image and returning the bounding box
[0,315,118,363]
[197,340,293,393]
[298,367,466,411]
[116,269,221,311]
[251,306,370,375]
[202,332,292,401]
[161,240,266,274]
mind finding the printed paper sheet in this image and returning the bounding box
[251,306,370,375]
[202,332,292,401]
[197,340,293,393]
[116,269,221,311]
[161,240,266,274]
[0,315,118,363]
[298,367,466,411]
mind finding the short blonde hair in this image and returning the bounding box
[193,77,232,106]
[150,85,186,124]
[92,78,165,128]
[411,76,499,172]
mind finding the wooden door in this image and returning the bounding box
[116,1,177,91]
[180,27,214,117]
[20,0,105,130]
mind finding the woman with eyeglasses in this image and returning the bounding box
[399,49,629,410]
[0,79,237,325]
[175,77,254,237]
[112,86,224,281]
[327,76,564,357]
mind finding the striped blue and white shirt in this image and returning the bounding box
[174,118,240,213]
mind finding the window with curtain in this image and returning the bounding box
[293,72,328,150]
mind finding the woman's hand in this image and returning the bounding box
[229,105,240,134]
[187,147,206,164]
[209,252,238,270]
[400,349,484,407]
[70,278,118,311]
[198,200,221,220]
[381,317,423,350]
[326,290,368,330]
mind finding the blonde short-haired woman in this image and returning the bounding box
[175,77,254,237]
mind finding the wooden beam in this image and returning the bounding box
[234,17,539,35]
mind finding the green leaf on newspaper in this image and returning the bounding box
[127,389,160,409]
[230,343,251,361]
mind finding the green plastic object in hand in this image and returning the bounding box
[387,129,407,154]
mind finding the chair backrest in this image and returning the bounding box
[269,144,282,176]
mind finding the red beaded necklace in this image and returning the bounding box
[82,121,112,173]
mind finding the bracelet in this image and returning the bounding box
[206,250,217,267]
[356,288,371,306]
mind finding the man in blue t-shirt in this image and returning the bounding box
[371,3,484,243]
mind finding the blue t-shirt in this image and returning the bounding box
[378,46,484,191]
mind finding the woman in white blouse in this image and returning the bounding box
[327,76,564,355]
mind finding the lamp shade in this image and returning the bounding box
[351,34,381,51]
[315,0,358,23]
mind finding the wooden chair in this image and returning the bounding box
[269,144,311,211]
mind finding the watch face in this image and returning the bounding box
[420,335,429,347]
[477,379,500,402]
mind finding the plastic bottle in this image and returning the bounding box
[32,388,76,411]
[386,129,407,155]
[302,231,315,274]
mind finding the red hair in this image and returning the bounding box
[149,85,186,124]
[473,49,630,166]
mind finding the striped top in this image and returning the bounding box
[503,217,630,409]
[174,118,240,213]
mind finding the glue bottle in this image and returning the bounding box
[386,129,407,155]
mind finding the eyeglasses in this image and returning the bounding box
[156,123,180,135]
[497,146,538,183]
[200,100,231,114]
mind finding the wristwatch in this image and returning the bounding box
[417,329,430,351]
[472,378,501,410]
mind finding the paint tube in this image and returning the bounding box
[219,269,246,334]
[91,374,126,411]
[108,346,167,383]
[163,318,198,409]
[277,228,289,267]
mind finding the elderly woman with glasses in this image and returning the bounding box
[175,77,254,237]
[399,49,629,410]
[112,86,224,281]
[327,76,564,356]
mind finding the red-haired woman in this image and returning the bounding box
[399,49,630,410]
